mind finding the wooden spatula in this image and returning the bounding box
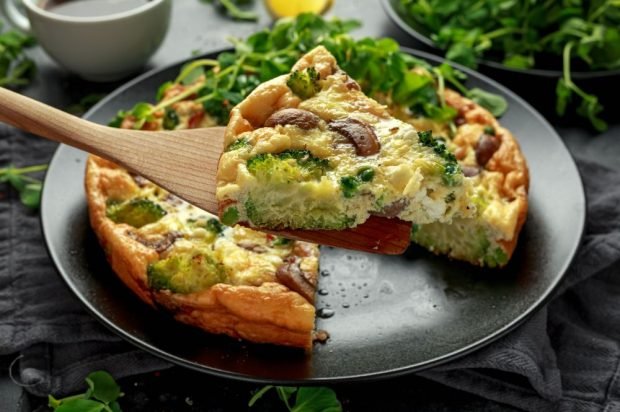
[0,87,412,254]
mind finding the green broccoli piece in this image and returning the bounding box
[205,218,224,234]
[418,130,462,187]
[340,176,360,198]
[357,166,375,182]
[147,251,227,294]
[163,108,179,130]
[221,207,239,226]
[272,237,293,247]
[225,137,250,152]
[106,198,166,228]
[287,67,320,99]
[246,150,329,183]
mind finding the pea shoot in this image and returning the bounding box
[249,385,342,412]
[48,371,123,412]
[398,0,620,130]
[109,14,502,135]
[0,164,47,209]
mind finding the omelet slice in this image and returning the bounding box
[216,46,475,231]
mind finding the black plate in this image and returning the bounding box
[41,48,585,383]
[382,0,620,79]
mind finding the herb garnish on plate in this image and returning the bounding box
[109,13,506,133]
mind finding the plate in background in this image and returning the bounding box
[41,48,585,383]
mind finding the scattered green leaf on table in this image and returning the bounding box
[48,370,123,412]
[0,164,47,209]
[249,385,342,412]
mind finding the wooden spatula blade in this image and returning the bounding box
[264,216,412,255]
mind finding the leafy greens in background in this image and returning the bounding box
[249,385,342,412]
[0,164,47,209]
[111,13,506,133]
[398,0,620,131]
[48,371,123,412]
[0,23,36,88]
[200,0,258,21]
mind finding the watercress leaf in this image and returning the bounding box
[19,183,42,209]
[55,399,105,412]
[48,395,62,408]
[130,102,152,120]
[276,386,297,405]
[291,387,342,412]
[248,385,274,407]
[109,401,123,412]
[217,52,237,69]
[156,81,173,102]
[84,377,95,399]
[467,88,508,117]
[502,54,534,69]
[555,78,572,115]
[577,94,607,132]
[446,43,478,68]
[87,371,121,404]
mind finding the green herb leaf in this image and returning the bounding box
[467,88,508,117]
[292,387,342,412]
[87,371,121,404]
[19,183,42,209]
[55,399,106,412]
[47,370,123,411]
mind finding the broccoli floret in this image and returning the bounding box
[483,126,496,136]
[418,130,462,187]
[221,207,239,226]
[272,236,293,247]
[357,166,375,182]
[225,137,250,152]
[106,198,166,228]
[484,247,508,268]
[340,176,360,198]
[287,67,320,99]
[163,108,179,130]
[147,252,227,294]
[205,218,224,234]
[246,150,329,183]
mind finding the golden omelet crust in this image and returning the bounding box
[446,89,529,262]
[86,156,318,350]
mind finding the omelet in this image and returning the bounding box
[85,89,319,349]
[389,84,529,267]
[84,43,529,353]
[216,47,475,230]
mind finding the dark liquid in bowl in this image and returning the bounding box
[43,0,152,17]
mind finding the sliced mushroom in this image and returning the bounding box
[461,165,481,177]
[264,108,321,130]
[128,230,182,254]
[328,118,381,156]
[237,240,268,254]
[373,198,409,218]
[475,133,501,166]
[276,256,316,303]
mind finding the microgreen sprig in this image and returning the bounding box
[200,0,258,21]
[0,23,36,88]
[249,385,342,412]
[48,371,123,412]
[398,0,620,130]
[0,164,47,209]
[109,14,503,134]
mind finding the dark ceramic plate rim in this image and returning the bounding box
[382,0,620,79]
[41,47,585,383]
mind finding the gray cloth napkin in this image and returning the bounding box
[1,127,620,411]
